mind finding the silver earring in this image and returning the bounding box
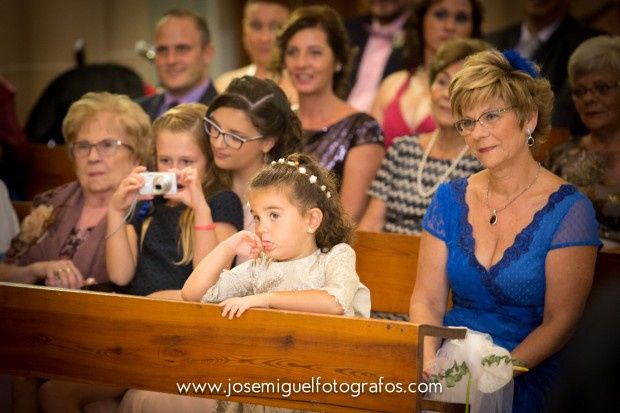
[335,63,342,72]
[527,129,534,147]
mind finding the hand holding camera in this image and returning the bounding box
[138,172,177,195]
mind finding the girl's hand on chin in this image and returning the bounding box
[224,230,263,256]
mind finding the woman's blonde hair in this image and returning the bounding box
[249,153,353,252]
[63,91,152,164]
[147,103,229,265]
[449,50,554,150]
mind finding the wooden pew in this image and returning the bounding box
[353,231,418,315]
[0,283,439,412]
[23,143,74,200]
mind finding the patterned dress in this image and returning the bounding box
[368,135,481,234]
[303,112,383,186]
[423,178,601,413]
[545,139,620,244]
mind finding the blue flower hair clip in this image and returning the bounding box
[502,49,539,79]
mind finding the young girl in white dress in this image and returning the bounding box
[119,152,371,413]
[182,152,371,318]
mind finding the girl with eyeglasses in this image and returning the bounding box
[106,103,244,297]
[545,35,620,248]
[204,76,303,261]
[371,0,483,148]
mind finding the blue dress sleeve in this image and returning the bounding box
[550,194,602,250]
[422,182,450,241]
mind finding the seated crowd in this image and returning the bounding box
[1,2,618,412]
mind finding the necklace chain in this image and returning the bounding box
[416,131,470,198]
[486,162,542,225]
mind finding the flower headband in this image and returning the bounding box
[502,49,539,79]
[271,158,332,199]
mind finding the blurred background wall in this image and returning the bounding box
[0,0,617,126]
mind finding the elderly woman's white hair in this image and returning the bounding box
[568,35,620,85]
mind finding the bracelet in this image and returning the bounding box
[194,223,216,231]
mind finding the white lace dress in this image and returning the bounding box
[203,243,371,318]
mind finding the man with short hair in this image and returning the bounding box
[138,9,217,120]
[486,0,605,133]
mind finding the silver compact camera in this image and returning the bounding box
[139,172,177,195]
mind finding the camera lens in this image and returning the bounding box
[152,175,171,195]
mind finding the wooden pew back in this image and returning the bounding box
[0,283,422,412]
[23,143,74,200]
[353,231,419,314]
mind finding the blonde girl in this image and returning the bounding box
[106,103,244,296]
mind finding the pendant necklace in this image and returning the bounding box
[416,131,470,198]
[486,162,542,226]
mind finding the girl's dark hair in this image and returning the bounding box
[273,5,353,98]
[402,0,483,73]
[249,152,354,252]
[205,76,303,164]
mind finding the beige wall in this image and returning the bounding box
[0,0,615,127]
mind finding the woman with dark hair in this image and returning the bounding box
[204,76,303,258]
[274,5,385,223]
[372,0,483,147]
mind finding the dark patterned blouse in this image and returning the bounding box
[545,139,620,243]
[303,112,384,186]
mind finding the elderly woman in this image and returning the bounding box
[409,50,601,412]
[371,0,483,147]
[274,5,385,223]
[545,35,620,249]
[0,91,151,289]
[359,38,489,234]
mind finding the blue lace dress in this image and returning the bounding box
[422,178,601,413]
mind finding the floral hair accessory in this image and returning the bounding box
[18,204,55,244]
[502,49,539,79]
[271,158,331,199]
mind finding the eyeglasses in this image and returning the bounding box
[70,138,134,158]
[454,106,514,136]
[571,80,620,99]
[203,117,264,150]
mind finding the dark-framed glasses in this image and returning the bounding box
[454,106,514,136]
[571,80,620,99]
[71,138,134,158]
[203,117,264,150]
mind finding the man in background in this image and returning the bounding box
[346,0,411,112]
[139,9,217,120]
[486,0,604,134]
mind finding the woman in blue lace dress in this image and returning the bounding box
[409,50,601,413]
